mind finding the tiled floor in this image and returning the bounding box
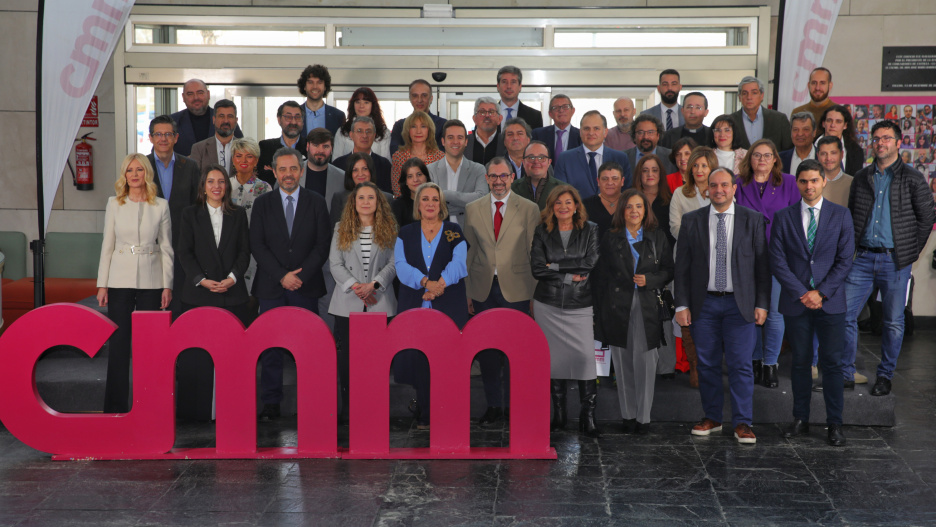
[1,329,934,526]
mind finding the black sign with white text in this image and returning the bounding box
[883,47,936,91]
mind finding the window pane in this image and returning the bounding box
[133,25,325,47]
[555,27,745,49]
[135,87,155,154]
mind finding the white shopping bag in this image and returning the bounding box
[595,340,611,377]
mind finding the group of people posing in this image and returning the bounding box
[95,64,935,446]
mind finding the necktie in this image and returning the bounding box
[494,201,504,241]
[666,109,674,131]
[285,195,295,237]
[807,207,817,288]
[506,108,513,120]
[588,151,598,182]
[715,213,728,291]
[555,129,565,156]
[219,147,226,172]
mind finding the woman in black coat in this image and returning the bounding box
[593,189,674,434]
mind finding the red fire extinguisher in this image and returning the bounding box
[74,132,96,191]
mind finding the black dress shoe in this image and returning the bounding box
[478,407,505,426]
[827,424,846,446]
[259,403,280,421]
[871,377,892,396]
[782,419,810,438]
[753,359,764,384]
[634,422,650,435]
[763,364,779,388]
[622,418,637,434]
[658,373,676,381]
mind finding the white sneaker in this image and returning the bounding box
[854,371,868,384]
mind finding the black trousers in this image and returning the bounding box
[104,288,162,413]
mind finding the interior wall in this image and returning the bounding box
[2,0,935,316]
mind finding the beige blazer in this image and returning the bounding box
[97,196,174,290]
[463,192,541,304]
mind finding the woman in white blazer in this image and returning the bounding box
[328,181,398,423]
[96,153,173,413]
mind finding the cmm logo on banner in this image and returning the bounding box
[776,0,843,115]
[0,305,556,461]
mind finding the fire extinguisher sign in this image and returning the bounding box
[81,96,98,127]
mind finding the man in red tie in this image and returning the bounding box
[462,157,542,426]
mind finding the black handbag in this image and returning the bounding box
[648,238,676,322]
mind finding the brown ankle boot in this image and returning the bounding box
[681,326,699,388]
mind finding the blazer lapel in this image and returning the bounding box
[792,205,810,253]
[352,236,366,270]
[217,210,234,255]
[497,196,520,244]
[290,190,310,242]
[700,205,712,264]
[811,203,831,253]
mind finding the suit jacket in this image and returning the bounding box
[463,192,541,303]
[427,157,488,223]
[514,101,544,130]
[642,103,684,130]
[674,204,771,323]
[769,200,854,316]
[730,108,793,151]
[171,107,243,157]
[97,196,174,290]
[554,146,632,199]
[624,146,677,176]
[189,136,238,180]
[177,203,250,307]
[327,224,398,317]
[147,152,200,248]
[249,187,332,299]
[303,104,345,137]
[332,152,393,194]
[257,137,308,187]
[511,173,561,210]
[532,125,582,160]
[298,163,345,212]
[463,128,507,165]
[660,125,714,149]
[390,112,448,157]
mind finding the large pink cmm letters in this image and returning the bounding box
[0,304,555,460]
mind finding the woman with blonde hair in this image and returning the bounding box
[390,111,445,197]
[328,181,399,423]
[96,153,173,413]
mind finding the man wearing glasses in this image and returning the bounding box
[730,76,793,151]
[258,101,307,187]
[623,114,677,176]
[465,97,507,166]
[511,141,561,211]
[463,157,541,427]
[332,116,393,194]
[532,94,582,160]
[660,92,714,149]
[841,120,935,396]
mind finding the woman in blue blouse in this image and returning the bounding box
[393,182,468,429]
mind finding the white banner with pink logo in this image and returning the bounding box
[776,0,843,116]
[41,0,135,232]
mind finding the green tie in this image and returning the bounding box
[807,207,817,288]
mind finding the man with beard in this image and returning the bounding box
[250,147,332,421]
[605,97,637,152]
[730,76,793,151]
[464,97,507,165]
[624,114,677,176]
[171,78,243,156]
[297,64,345,137]
[299,128,345,213]
[642,69,684,133]
[390,79,447,155]
[190,99,239,177]
[258,101,307,187]
[791,68,835,126]
[331,116,393,194]
[660,92,714,148]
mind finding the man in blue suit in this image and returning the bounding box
[171,79,243,156]
[553,110,631,199]
[675,167,770,445]
[770,159,854,446]
[532,94,582,160]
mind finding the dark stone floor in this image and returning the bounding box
[1,329,935,526]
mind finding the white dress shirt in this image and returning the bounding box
[445,157,464,223]
[662,104,679,131]
[490,192,511,275]
[200,203,236,286]
[789,145,817,178]
[500,101,520,129]
[554,124,571,152]
[707,203,735,292]
[584,144,605,168]
[801,197,823,239]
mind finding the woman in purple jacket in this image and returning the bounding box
[735,139,800,388]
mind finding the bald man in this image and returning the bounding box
[605,97,636,152]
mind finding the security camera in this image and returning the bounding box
[432,72,447,83]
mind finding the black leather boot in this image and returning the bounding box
[578,380,601,438]
[763,364,779,388]
[550,379,567,431]
[753,359,764,385]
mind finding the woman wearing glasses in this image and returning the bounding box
[735,139,799,389]
[228,138,272,296]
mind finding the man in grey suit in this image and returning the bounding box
[641,69,684,132]
[189,99,239,177]
[428,119,488,224]
[624,114,677,175]
[675,167,770,444]
[731,76,793,151]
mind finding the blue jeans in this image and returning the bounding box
[752,275,784,366]
[842,250,912,381]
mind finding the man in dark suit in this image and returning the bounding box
[332,116,393,193]
[660,92,714,149]
[389,79,447,155]
[778,112,817,176]
[532,94,582,160]
[675,167,770,445]
[297,64,345,137]
[250,147,332,420]
[770,160,854,446]
[624,114,677,176]
[641,69,684,132]
[731,76,793,151]
[496,65,543,130]
[258,101,307,186]
[146,114,200,317]
[464,97,507,166]
[554,111,631,199]
[171,79,243,156]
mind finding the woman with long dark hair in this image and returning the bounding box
[333,87,391,159]
[816,104,865,175]
[392,157,432,229]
